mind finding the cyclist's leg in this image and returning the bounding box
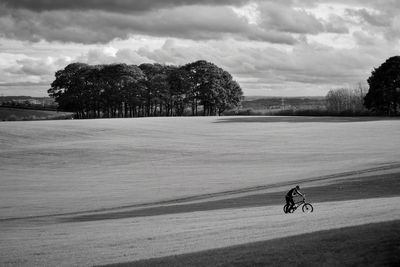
[285,196,291,212]
[285,196,290,205]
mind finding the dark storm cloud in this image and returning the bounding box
[0,6,297,44]
[0,0,249,12]
[1,0,379,45]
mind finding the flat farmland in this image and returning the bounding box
[1,116,400,266]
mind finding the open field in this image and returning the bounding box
[1,116,400,266]
[1,116,400,219]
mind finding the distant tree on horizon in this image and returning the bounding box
[364,56,400,115]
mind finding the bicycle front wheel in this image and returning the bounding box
[302,203,313,213]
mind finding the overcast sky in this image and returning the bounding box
[0,0,399,97]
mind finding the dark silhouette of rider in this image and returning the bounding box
[286,185,304,211]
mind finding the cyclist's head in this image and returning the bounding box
[296,185,300,190]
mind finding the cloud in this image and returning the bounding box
[0,5,299,44]
[1,0,399,45]
[334,0,400,14]
[344,6,400,41]
[352,30,381,46]
[76,48,150,65]
[346,8,391,27]
[135,38,378,92]
[0,0,249,12]
[0,53,71,90]
[2,35,398,97]
[386,16,400,40]
[7,57,69,76]
[258,2,325,34]
[323,15,349,34]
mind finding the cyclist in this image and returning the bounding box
[285,185,304,212]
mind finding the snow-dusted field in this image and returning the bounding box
[1,116,400,219]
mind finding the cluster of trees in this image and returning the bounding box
[48,60,243,118]
[325,56,400,116]
[325,83,367,114]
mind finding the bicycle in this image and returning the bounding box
[283,196,314,214]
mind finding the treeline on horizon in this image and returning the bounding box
[48,60,243,119]
[239,56,400,116]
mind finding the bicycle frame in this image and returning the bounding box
[291,198,306,210]
[283,196,313,214]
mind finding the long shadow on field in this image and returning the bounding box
[215,116,399,123]
[66,172,400,222]
[100,220,400,267]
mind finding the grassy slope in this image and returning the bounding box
[103,220,400,267]
[1,117,400,219]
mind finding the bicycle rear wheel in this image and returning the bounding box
[302,203,313,213]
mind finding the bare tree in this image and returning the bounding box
[326,83,367,114]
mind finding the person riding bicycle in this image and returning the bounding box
[285,185,304,212]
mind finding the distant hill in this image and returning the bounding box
[0,107,73,121]
[0,96,56,107]
[0,96,71,121]
[0,96,58,118]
